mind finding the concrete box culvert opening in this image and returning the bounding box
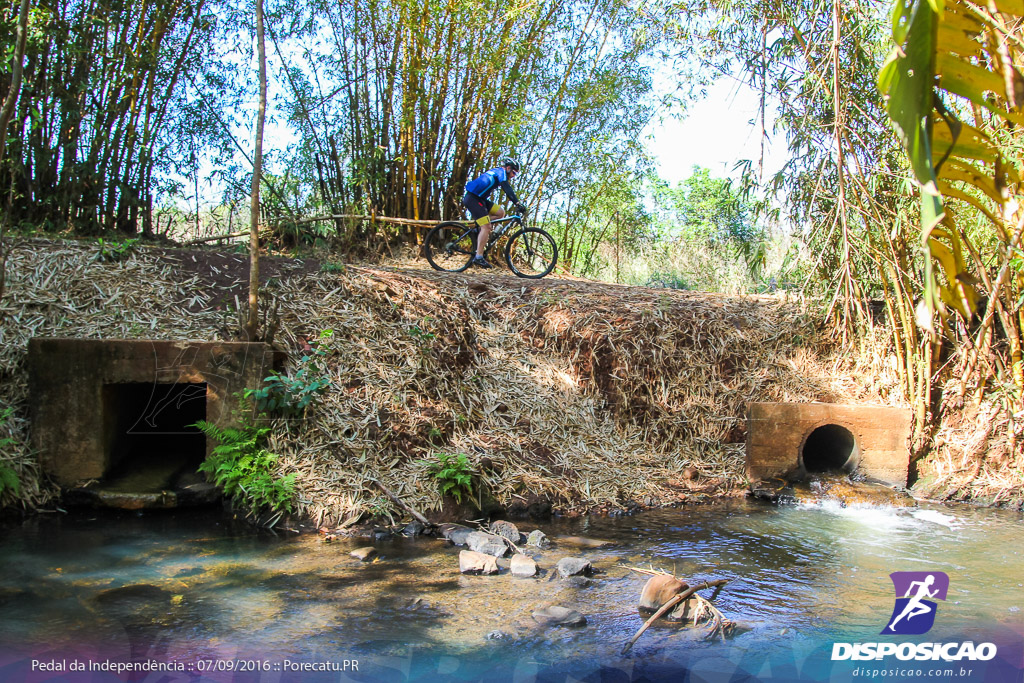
[746,402,911,486]
[28,338,277,509]
[100,382,208,496]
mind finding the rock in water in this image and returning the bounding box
[510,554,538,578]
[561,576,591,588]
[490,520,522,544]
[439,523,475,546]
[526,530,549,548]
[94,584,172,608]
[531,605,586,627]
[666,598,700,622]
[350,547,377,562]
[751,474,917,508]
[638,575,700,621]
[459,550,499,575]
[92,584,175,625]
[638,575,688,611]
[555,557,592,578]
[403,521,425,536]
[555,536,613,549]
[805,476,917,508]
[466,531,510,557]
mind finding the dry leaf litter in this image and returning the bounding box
[1,238,904,520]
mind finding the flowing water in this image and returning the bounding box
[0,497,1022,682]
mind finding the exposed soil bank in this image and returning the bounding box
[0,237,911,521]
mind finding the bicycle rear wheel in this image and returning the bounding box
[424,222,476,272]
[505,227,558,278]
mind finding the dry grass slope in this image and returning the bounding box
[1,238,902,520]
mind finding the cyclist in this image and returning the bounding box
[462,157,528,268]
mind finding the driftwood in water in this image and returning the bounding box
[621,578,730,654]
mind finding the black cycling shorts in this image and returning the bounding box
[462,193,497,226]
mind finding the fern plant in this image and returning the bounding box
[419,452,474,504]
[191,420,295,518]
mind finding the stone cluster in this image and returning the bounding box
[335,518,617,630]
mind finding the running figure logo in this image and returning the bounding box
[882,571,950,635]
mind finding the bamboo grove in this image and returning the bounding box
[271,0,664,250]
[0,0,239,235]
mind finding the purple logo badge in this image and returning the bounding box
[882,571,950,635]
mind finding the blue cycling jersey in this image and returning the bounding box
[465,167,521,205]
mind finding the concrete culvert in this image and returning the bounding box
[746,403,911,486]
[102,382,208,485]
[801,424,859,473]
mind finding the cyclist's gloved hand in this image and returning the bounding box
[514,204,528,215]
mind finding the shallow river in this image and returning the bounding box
[0,498,1022,682]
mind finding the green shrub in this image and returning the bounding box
[420,452,474,504]
[0,407,21,498]
[0,466,19,497]
[246,330,333,416]
[191,419,295,520]
[94,237,139,262]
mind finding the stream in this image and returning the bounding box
[0,497,1022,682]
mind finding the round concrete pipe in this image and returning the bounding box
[800,423,859,473]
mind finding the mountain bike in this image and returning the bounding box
[423,211,558,278]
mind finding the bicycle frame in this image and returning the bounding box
[456,214,524,257]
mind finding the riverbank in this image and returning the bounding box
[0,236,1003,522]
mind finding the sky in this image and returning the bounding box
[647,76,789,187]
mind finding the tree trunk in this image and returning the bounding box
[0,0,32,304]
[246,0,267,340]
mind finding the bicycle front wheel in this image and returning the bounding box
[424,222,476,272]
[505,227,558,278]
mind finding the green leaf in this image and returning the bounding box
[878,0,938,186]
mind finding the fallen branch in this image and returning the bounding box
[481,528,524,557]
[370,478,432,527]
[184,230,250,245]
[184,214,441,246]
[293,214,439,228]
[503,537,523,554]
[627,565,673,577]
[621,579,729,654]
[692,593,734,641]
